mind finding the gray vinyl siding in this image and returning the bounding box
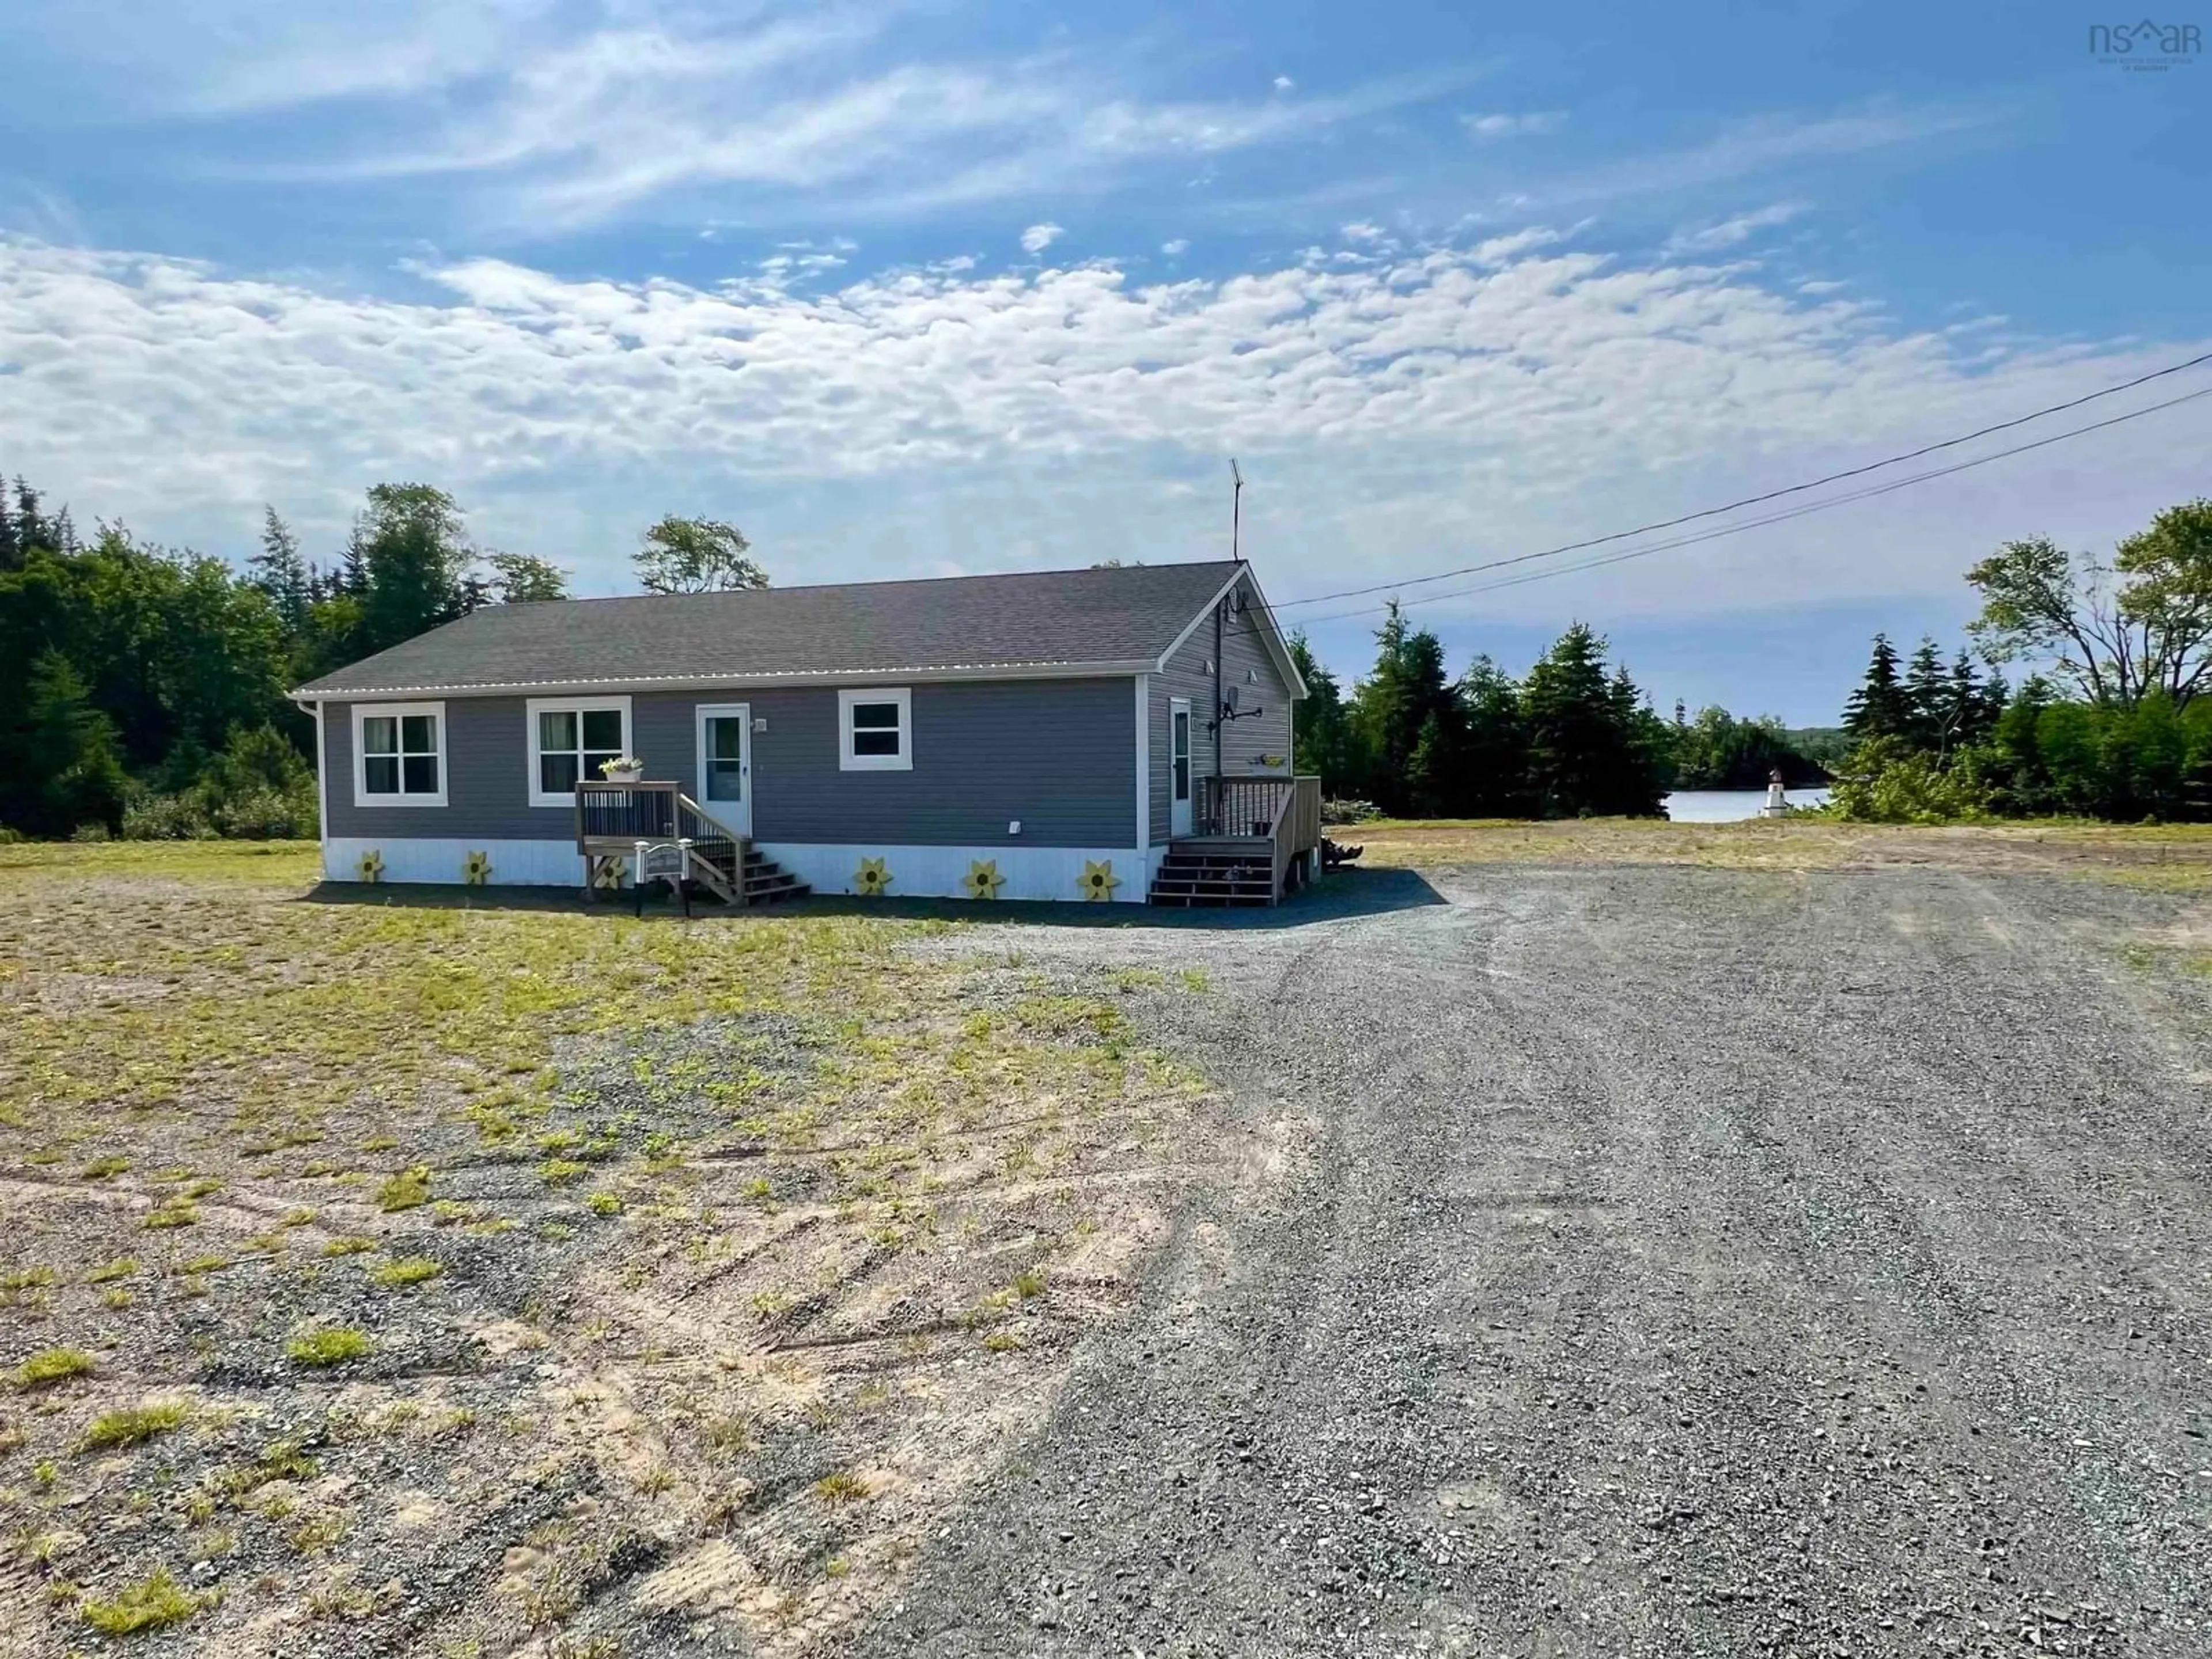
[1148,573,1298,842]
[322,679,1137,848]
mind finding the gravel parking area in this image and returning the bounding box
[855,863,2212,1657]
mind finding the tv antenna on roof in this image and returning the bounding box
[1230,459,1244,563]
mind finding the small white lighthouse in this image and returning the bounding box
[1762,766,1789,817]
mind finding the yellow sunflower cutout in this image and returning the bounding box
[462,850,494,885]
[589,855,626,891]
[355,849,385,882]
[961,859,1006,900]
[1078,859,1119,902]
[853,857,892,896]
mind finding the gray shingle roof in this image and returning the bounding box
[296,560,1249,696]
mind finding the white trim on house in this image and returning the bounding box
[290,658,1156,703]
[1150,566,1308,701]
[1168,696,1194,838]
[769,842,1144,903]
[321,836,1151,903]
[1133,673,1150,857]
[350,700,449,809]
[836,687,912,772]
[325,837,584,888]
[525,694,635,808]
[312,700,330,840]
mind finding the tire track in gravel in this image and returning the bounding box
[846,864,2212,1658]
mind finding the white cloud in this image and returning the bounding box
[1160,238,1189,256]
[1462,111,1566,138]
[1664,200,1809,255]
[160,13,1478,230]
[1273,75,1296,92]
[1019,221,1063,255]
[1,232,2202,625]
[1536,106,1986,209]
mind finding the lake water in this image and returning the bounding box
[1664,787,1832,823]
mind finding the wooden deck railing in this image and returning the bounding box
[575,780,678,846]
[575,782,748,904]
[1195,775,1324,899]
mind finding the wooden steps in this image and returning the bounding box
[690,840,811,906]
[1149,844,1278,907]
[738,847,809,904]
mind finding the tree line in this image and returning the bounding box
[1289,604,1832,819]
[1830,498,2212,822]
[0,474,767,840]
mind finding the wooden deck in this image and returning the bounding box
[1149,777,1323,907]
[572,781,809,906]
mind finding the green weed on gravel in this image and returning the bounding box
[287,1328,372,1366]
[369,1256,443,1287]
[10,1346,97,1388]
[80,1400,189,1450]
[79,1566,217,1634]
[376,1166,431,1211]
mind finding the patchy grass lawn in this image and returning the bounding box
[0,843,1214,1656]
[1334,814,2212,885]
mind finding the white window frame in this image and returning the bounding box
[526,695,634,808]
[838,687,912,772]
[351,700,448,809]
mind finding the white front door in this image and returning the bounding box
[1169,698,1194,837]
[694,704,753,837]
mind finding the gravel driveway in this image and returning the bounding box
[849,863,2212,1658]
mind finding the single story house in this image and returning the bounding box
[290,559,1320,906]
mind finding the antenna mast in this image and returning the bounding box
[1230,459,1244,563]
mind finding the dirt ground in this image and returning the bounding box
[0,843,1234,1657]
[8,824,2212,1657]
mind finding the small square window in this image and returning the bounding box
[838,689,912,771]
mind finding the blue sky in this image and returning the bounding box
[1,1,2205,724]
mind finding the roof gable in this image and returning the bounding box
[296,560,1274,698]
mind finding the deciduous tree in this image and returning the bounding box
[635,516,767,594]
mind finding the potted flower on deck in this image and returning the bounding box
[599,755,646,784]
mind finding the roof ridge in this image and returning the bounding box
[541,556,1244,608]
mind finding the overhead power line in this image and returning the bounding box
[1275,348,2212,613]
[1286,382,2212,628]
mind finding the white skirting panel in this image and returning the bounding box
[760,843,1149,903]
[324,837,584,887]
[321,836,1153,903]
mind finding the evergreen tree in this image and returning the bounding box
[1460,656,1532,816]
[249,507,312,632]
[339,527,369,597]
[1903,637,1947,750]
[1941,650,1998,753]
[1406,710,1453,817]
[5,650,128,835]
[1521,623,1666,816]
[1286,632,1354,790]
[13,478,46,554]
[1843,634,1911,741]
[1348,602,1459,813]
[0,475,17,572]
